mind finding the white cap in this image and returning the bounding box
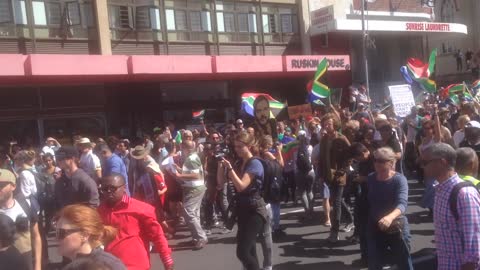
[466,121,480,129]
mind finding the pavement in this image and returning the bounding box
[47,180,436,270]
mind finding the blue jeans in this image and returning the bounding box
[270,202,281,231]
[367,218,413,270]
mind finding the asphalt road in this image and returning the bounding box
[47,180,436,270]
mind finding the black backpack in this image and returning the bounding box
[20,169,55,207]
[296,144,312,173]
[449,181,480,221]
[257,158,284,203]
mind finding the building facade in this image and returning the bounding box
[307,0,474,102]
[0,0,352,144]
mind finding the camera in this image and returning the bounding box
[214,147,230,161]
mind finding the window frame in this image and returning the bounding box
[165,1,211,33]
[216,1,257,34]
[0,0,14,24]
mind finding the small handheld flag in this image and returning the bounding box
[192,109,205,120]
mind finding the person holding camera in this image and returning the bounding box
[219,131,267,270]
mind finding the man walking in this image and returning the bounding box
[98,174,174,270]
[97,144,129,195]
[421,143,480,270]
[54,146,99,209]
[175,140,208,250]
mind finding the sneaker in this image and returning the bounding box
[205,229,212,236]
[220,227,232,234]
[341,223,355,233]
[193,239,208,250]
[327,233,339,243]
[262,266,273,270]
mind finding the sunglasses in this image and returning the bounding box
[99,184,125,194]
[374,158,391,164]
[56,228,82,240]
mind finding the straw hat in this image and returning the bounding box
[130,145,150,160]
[76,137,92,146]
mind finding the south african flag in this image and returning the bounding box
[241,93,286,118]
[309,58,330,100]
[192,109,205,120]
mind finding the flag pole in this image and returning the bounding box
[361,0,370,97]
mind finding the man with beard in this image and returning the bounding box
[0,169,42,270]
[460,121,480,177]
[253,95,278,140]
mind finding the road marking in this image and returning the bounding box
[280,205,323,216]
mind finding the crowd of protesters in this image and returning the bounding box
[0,90,480,270]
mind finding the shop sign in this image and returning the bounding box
[288,104,313,120]
[405,22,451,32]
[286,55,351,72]
[311,5,334,28]
[388,84,415,117]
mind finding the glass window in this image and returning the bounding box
[46,2,61,25]
[166,9,175,30]
[66,2,81,25]
[175,10,187,30]
[262,14,269,33]
[136,6,151,28]
[223,13,234,32]
[0,1,12,23]
[109,5,132,28]
[280,14,292,33]
[14,0,27,25]
[32,0,47,25]
[190,11,201,31]
[81,2,94,27]
[237,13,248,32]
[150,8,161,30]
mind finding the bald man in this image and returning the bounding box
[175,140,208,250]
[97,174,173,270]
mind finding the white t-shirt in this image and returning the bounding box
[0,200,32,253]
[79,150,101,179]
[453,130,465,148]
[19,170,37,199]
[41,145,60,158]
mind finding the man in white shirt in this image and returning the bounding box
[76,138,102,182]
[41,137,61,160]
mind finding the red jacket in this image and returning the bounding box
[98,195,173,270]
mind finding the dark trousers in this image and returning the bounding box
[367,220,413,270]
[404,142,416,175]
[353,183,368,259]
[237,213,265,270]
[205,187,227,228]
[282,171,296,203]
[330,184,353,233]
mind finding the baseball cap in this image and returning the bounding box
[466,121,480,129]
[0,169,16,184]
[55,146,79,160]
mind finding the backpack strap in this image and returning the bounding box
[449,181,476,221]
[15,193,35,225]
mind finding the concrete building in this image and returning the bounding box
[0,0,351,144]
[306,0,473,101]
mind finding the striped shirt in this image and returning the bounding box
[434,174,480,270]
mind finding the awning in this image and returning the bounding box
[311,19,468,36]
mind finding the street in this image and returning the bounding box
[47,179,435,270]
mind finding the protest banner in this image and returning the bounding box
[388,84,416,117]
[288,104,313,120]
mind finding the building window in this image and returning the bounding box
[30,0,93,27]
[262,5,298,34]
[0,1,13,23]
[216,1,257,33]
[165,0,211,32]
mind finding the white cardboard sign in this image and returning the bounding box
[388,84,415,117]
